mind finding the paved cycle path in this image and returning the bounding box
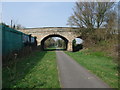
[56,51,110,88]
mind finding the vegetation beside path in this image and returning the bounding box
[65,49,118,88]
[3,51,60,88]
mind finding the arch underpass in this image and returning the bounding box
[19,27,82,51]
[41,34,68,50]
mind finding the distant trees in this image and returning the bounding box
[67,2,118,43]
[67,2,115,29]
[56,39,62,47]
[44,37,55,48]
[67,2,118,56]
[44,37,66,49]
[56,39,66,48]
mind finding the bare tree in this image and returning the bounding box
[67,2,114,28]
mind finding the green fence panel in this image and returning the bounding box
[0,24,2,55]
[2,25,24,55]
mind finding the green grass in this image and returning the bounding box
[44,47,65,51]
[65,49,118,88]
[3,51,60,88]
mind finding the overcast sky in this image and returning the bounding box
[2,2,75,28]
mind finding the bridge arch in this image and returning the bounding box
[19,27,82,51]
[41,34,69,50]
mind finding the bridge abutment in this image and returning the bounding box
[67,41,73,51]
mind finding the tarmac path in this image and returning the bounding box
[56,51,110,88]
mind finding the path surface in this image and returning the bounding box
[56,51,110,88]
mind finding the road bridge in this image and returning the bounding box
[19,27,83,51]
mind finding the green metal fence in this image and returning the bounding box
[1,24,24,55]
[0,24,2,56]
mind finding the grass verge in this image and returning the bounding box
[65,49,118,88]
[3,51,60,88]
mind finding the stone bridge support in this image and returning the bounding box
[67,41,73,51]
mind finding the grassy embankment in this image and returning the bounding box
[3,51,60,88]
[65,49,118,88]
